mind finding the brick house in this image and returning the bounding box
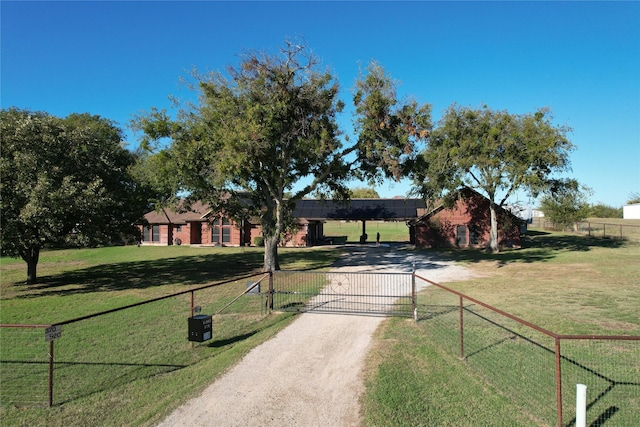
[139,201,314,247]
[139,198,426,247]
[411,188,524,248]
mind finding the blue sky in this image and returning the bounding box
[2,1,639,208]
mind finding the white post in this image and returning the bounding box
[576,383,587,427]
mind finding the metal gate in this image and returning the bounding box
[270,271,415,317]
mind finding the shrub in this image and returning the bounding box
[253,236,264,247]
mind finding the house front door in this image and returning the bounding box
[190,222,202,244]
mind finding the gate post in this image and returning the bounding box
[412,264,417,321]
[459,296,464,359]
[555,337,563,427]
[49,339,54,407]
[268,271,274,312]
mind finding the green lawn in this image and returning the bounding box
[2,232,638,426]
[361,230,640,426]
[323,220,411,242]
[0,245,342,427]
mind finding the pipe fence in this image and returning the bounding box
[415,273,639,427]
[531,218,640,241]
[2,270,638,427]
[0,272,269,408]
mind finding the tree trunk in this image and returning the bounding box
[261,199,283,272]
[21,246,40,285]
[263,235,280,272]
[489,202,500,253]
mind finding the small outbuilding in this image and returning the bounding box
[623,203,640,219]
[411,187,525,249]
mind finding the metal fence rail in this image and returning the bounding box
[272,271,414,316]
[3,268,637,427]
[531,218,640,241]
[415,273,640,427]
[0,273,267,407]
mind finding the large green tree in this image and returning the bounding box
[349,187,380,198]
[0,108,150,284]
[415,104,574,252]
[539,179,591,229]
[133,41,431,271]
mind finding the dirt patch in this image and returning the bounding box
[156,246,474,426]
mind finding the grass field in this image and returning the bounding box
[361,230,640,426]
[0,245,342,426]
[1,230,638,426]
[323,220,411,242]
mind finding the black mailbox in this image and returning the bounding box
[188,314,212,342]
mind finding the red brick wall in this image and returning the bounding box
[415,193,521,249]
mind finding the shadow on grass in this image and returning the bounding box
[455,305,639,427]
[208,331,258,348]
[434,231,629,266]
[15,249,339,298]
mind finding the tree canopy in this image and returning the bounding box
[133,40,431,271]
[349,187,380,198]
[0,108,150,284]
[539,179,591,228]
[414,104,574,251]
[627,192,640,205]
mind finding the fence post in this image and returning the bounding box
[48,340,54,407]
[576,384,587,427]
[190,290,195,318]
[555,337,563,427]
[459,296,464,359]
[412,266,417,321]
[268,271,274,312]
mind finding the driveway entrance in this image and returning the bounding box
[271,270,414,317]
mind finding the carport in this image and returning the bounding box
[292,198,426,244]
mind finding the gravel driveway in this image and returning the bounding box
[156,245,474,427]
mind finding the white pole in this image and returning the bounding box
[576,383,587,427]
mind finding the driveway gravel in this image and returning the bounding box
[156,245,474,426]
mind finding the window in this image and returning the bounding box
[211,217,232,244]
[176,225,182,232]
[469,226,479,245]
[143,225,161,242]
[456,225,467,246]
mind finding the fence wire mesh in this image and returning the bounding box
[462,303,558,425]
[531,218,640,242]
[3,271,638,427]
[0,274,270,407]
[272,271,413,316]
[0,326,50,407]
[560,338,640,427]
[416,280,640,427]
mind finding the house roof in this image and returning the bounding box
[292,198,426,221]
[142,198,426,224]
[410,187,525,225]
[142,201,211,225]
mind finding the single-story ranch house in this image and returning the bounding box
[139,199,426,247]
[139,189,525,248]
[410,187,524,248]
